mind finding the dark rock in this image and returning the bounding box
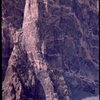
[2,0,99,100]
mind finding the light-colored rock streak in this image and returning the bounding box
[44,0,48,12]
[23,0,48,71]
[3,42,23,100]
[22,0,58,100]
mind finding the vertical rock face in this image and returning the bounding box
[2,0,25,81]
[2,0,99,100]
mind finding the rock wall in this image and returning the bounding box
[2,0,25,81]
[2,0,99,100]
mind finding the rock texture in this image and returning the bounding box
[2,0,99,100]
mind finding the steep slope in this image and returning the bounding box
[2,0,99,100]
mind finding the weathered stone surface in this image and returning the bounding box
[2,0,99,100]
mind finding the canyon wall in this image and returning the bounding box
[2,0,99,100]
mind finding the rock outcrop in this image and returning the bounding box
[2,0,99,100]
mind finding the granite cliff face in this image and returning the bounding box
[2,0,99,100]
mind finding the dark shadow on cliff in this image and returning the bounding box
[34,79,46,100]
